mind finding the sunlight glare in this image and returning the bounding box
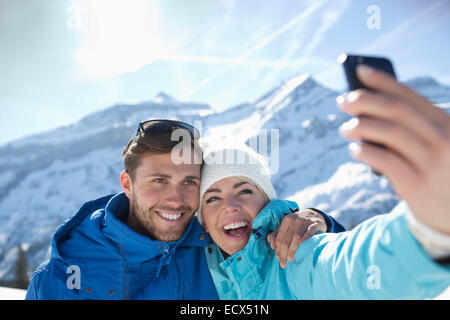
[74,0,166,78]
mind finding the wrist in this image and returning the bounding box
[306,207,330,232]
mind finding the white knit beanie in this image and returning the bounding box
[197,144,277,225]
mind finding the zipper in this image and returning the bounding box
[156,244,170,278]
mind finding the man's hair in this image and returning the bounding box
[122,129,203,181]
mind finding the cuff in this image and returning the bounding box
[405,206,450,262]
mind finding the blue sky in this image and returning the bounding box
[1,0,449,146]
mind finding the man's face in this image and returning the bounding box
[124,152,201,242]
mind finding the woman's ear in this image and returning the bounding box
[120,171,133,199]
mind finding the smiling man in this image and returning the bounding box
[25,119,342,300]
[25,120,221,299]
[122,152,200,242]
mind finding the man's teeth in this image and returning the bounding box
[224,221,248,230]
[159,212,182,220]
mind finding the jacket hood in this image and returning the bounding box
[49,194,114,263]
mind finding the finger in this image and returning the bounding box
[340,116,431,174]
[348,141,421,200]
[356,64,449,127]
[299,222,321,245]
[267,229,278,250]
[337,90,445,148]
[277,225,307,269]
[275,222,291,259]
[286,232,303,262]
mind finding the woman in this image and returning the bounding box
[197,145,450,299]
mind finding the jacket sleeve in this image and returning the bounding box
[25,271,40,300]
[285,207,450,299]
[254,200,344,234]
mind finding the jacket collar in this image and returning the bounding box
[207,200,299,286]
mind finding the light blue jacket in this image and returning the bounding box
[205,200,450,299]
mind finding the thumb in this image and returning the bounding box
[299,222,320,245]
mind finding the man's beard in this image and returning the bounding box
[132,197,194,242]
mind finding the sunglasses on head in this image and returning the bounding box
[131,119,200,143]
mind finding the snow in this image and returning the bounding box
[5,99,212,148]
[287,162,398,229]
[434,287,450,300]
[404,77,450,104]
[0,287,26,300]
[0,285,446,300]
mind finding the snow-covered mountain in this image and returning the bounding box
[0,74,449,287]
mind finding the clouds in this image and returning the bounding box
[259,0,350,89]
[69,0,350,102]
[180,0,336,101]
[1,0,449,146]
[361,0,445,53]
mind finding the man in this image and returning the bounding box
[25,120,343,299]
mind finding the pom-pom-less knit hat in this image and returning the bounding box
[197,144,277,225]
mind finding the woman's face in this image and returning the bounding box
[201,177,268,256]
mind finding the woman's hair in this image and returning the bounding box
[123,130,203,181]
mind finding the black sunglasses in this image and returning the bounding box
[131,119,200,143]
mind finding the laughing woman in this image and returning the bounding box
[197,145,450,299]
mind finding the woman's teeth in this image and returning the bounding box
[224,220,249,237]
[224,220,248,231]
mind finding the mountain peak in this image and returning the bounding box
[404,76,450,104]
[153,91,177,103]
[404,76,439,88]
[253,73,329,113]
[280,73,325,96]
[283,73,317,89]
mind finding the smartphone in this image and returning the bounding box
[338,53,396,90]
[338,53,397,176]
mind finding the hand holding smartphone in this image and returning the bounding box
[338,53,397,176]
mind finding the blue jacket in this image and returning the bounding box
[26,193,219,300]
[206,200,450,299]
